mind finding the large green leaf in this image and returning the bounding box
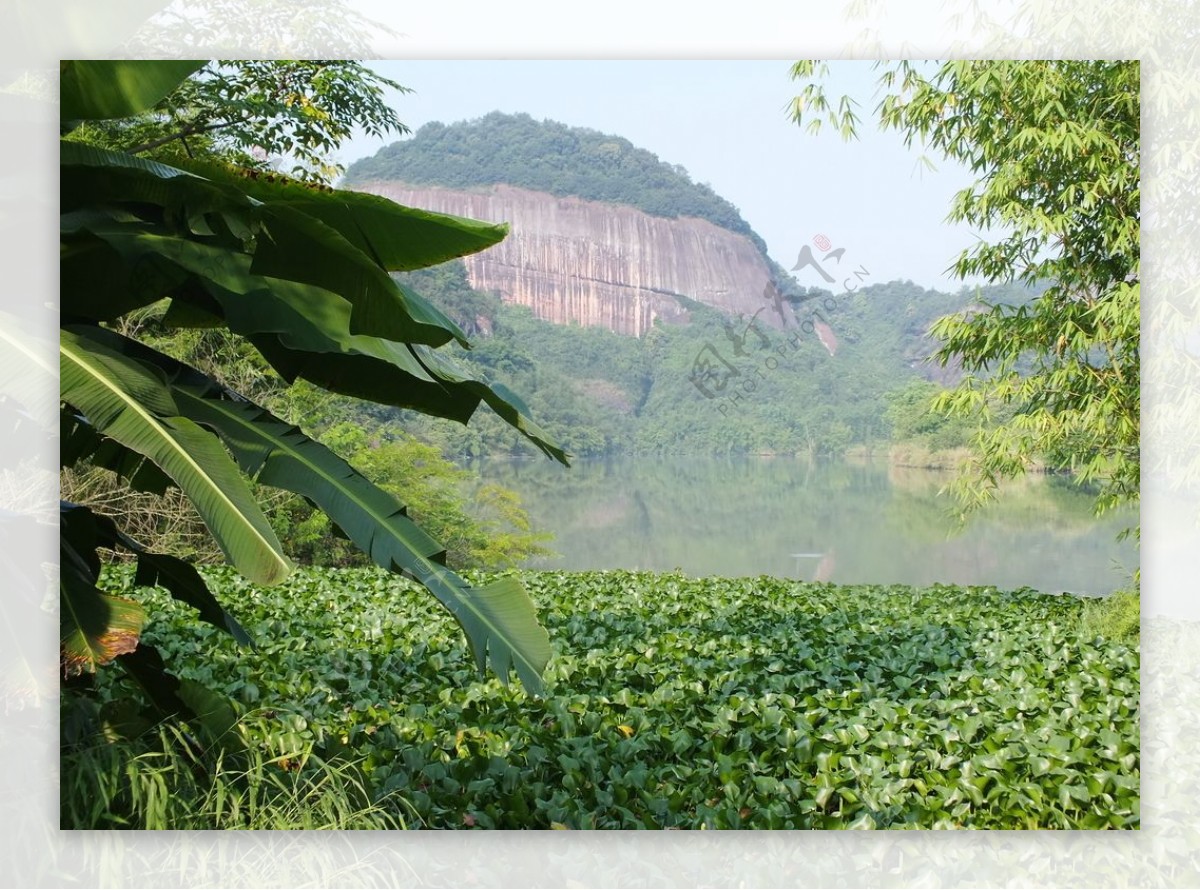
[61,148,567,460]
[61,326,552,687]
[60,141,256,219]
[116,643,191,720]
[175,387,446,564]
[172,385,551,692]
[68,231,568,462]
[60,233,162,323]
[61,406,175,495]
[60,581,145,678]
[60,501,251,646]
[60,326,291,585]
[60,142,466,347]
[250,202,467,345]
[135,552,253,646]
[60,60,205,122]
[175,157,510,271]
[410,343,569,465]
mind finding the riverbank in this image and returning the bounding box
[853,441,1079,475]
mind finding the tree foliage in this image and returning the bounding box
[59,61,565,700]
[791,61,1140,521]
[69,60,410,182]
[885,379,973,453]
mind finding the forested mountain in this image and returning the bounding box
[344,112,768,255]
[345,114,803,335]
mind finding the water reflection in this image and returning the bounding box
[478,454,1137,595]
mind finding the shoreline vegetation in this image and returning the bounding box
[868,443,1063,474]
[463,442,1068,474]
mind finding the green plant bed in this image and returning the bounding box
[72,566,1139,830]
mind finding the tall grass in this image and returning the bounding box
[1079,586,1140,645]
[61,711,413,830]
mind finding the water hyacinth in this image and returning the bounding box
[75,565,1138,830]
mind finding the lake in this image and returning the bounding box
[476,454,1138,596]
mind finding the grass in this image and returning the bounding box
[1079,586,1140,645]
[60,706,411,830]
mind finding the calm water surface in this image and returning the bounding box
[479,454,1137,596]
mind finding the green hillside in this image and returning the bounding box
[376,262,1037,461]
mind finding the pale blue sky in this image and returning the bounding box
[337,60,984,292]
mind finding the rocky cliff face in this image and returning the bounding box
[355,181,787,336]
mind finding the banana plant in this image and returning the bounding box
[60,61,565,698]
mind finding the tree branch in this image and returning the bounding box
[125,116,248,156]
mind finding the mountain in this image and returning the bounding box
[343,113,1044,459]
[360,182,786,336]
[343,113,798,336]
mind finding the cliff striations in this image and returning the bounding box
[355,181,789,336]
